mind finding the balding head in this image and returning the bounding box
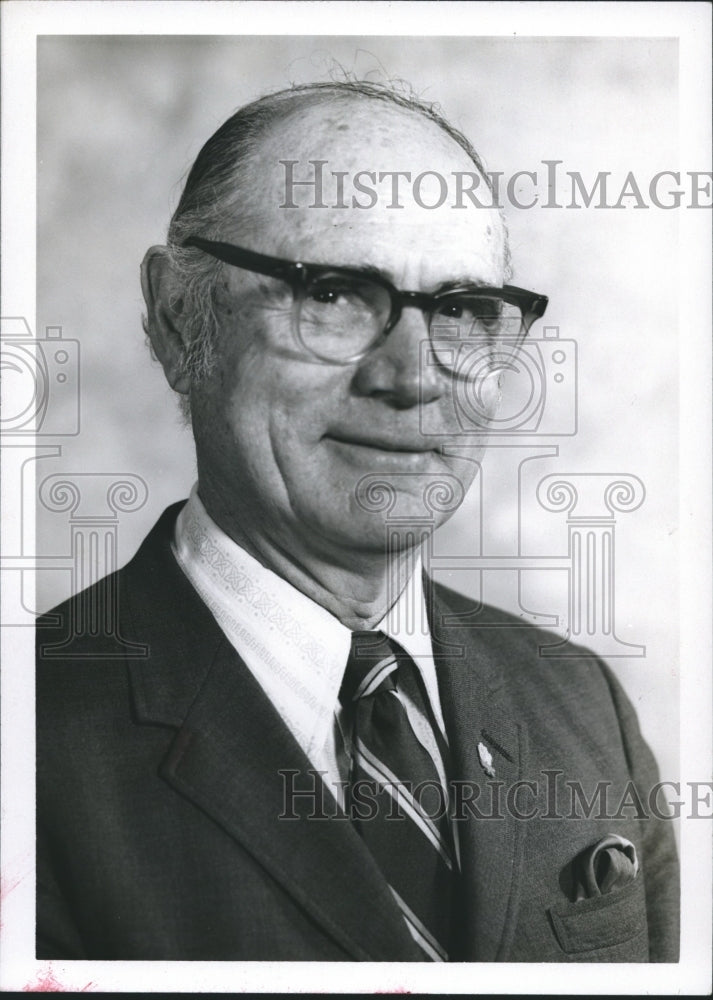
[172,80,498,239]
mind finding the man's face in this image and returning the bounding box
[189,101,506,566]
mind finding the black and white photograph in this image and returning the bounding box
[1,1,711,994]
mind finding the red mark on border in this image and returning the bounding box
[1,860,31,932]
[22,964,96,992]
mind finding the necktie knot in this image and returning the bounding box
[339,630,400,706]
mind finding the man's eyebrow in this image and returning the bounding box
[433,278,495,294]
[348,262,390,280]
[309,260,390,282]
[325,262,495,292]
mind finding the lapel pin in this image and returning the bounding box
[478,741,496,778]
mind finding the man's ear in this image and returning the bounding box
[141,246,192,394]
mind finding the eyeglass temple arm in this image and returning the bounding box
[183,236,300,282]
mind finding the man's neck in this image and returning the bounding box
[197,493,420,632]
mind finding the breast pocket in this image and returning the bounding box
[547,877,649,961]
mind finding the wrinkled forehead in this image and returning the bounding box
[230,99,506,279]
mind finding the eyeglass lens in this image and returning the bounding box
[296,272,527,374]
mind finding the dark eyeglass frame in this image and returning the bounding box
[183,235,549,364]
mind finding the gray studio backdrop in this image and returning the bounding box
[36,35,679,783]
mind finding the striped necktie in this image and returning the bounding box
[339,630,455,962]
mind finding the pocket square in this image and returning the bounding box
[573,834,639,901]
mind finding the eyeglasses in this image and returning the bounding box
[183,236,548,375]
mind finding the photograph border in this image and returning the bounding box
[1,1,711,994]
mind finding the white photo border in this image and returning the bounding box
[1,1,711,994]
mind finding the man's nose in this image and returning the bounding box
[351,308,445,408]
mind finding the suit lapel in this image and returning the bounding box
[124,507,421,962]
[427,583,528,962]
[160,640,422,961]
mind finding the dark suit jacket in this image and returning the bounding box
[36,503,679,962]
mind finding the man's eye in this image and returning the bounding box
[433,297,507,339]
[309,284,351,305]
[438,302,466,319]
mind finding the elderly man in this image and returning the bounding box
[37,81,678,962]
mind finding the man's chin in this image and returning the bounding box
[349,469,468,527]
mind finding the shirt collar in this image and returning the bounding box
[172,485,444,763]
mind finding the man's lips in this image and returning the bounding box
[324,433,437,455]
[322,434,449,473]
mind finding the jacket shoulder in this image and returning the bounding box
[428,578,630,734]
[36,501,187,660]
[429,578,606,667]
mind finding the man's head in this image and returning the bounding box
[142,81,519,570]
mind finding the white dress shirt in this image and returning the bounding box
[172,486,450,811]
